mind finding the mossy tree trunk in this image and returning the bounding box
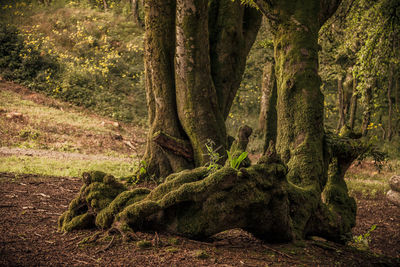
[142,0,261,178]
[253,0,356,240]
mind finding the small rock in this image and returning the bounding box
[309,236,327,242]
[386,190,400,206]
[389,175,400,192]
[113,134,123,141]
[6,112,23,120]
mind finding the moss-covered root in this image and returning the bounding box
[96,188,151,229]
[116,163,293,242]
[58,171,127,232]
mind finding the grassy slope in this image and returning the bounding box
[0,81,145,178]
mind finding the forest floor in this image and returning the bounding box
[1,81,399,266]
[0,172,399,266]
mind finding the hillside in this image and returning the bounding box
[0,80,145,177]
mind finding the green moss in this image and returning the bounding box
[59,171,127,232]
[62,213,95,232]
[194,249,209,259]
[165,246,179,253]
[118,200,161,228]
[148,167,208,201]
[136,240,152,249]
[96,188,150,229]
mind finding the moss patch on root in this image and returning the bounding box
[58,171,127,232]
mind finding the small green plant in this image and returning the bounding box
[19,129,40,140]
[204,139,222,172]
[194,249,209,259]
[351,224,377,250]
[227,150,248,169]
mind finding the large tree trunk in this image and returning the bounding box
[272,3,325,188]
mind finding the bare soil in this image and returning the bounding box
[0,172,399,267]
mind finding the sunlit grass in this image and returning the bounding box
[0,155,136,178]
[0,89,111,134]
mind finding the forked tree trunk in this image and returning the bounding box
[175,0,227,166]
[142,0,261,178]
[142,0,193,178]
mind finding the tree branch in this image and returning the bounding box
[152,131,193,160]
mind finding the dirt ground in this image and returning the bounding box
[0,172,399,266]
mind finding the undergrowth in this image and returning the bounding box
[0,0,146,124]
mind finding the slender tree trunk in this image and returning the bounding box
[131,0,143,28]
[342,71,353,120]
[102,0,108,11]
[387,64,394,140]
[336,75,345,132]
[361,85,372,136]
[395,75,399,137]
[258,60,277,152]
[142,0,193,178]
[349,74,358,131]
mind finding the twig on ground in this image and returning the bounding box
[261,244,294,259]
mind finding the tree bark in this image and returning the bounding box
[258,60,277,152]
[102,0,108,11]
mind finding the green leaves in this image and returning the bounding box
[227,151,248,170]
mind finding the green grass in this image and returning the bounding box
[0,155,136,178]
[344,160,399,199]
[1,89,113,134]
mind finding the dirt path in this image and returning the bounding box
[0,173,399,266]
[0,147,133,162]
